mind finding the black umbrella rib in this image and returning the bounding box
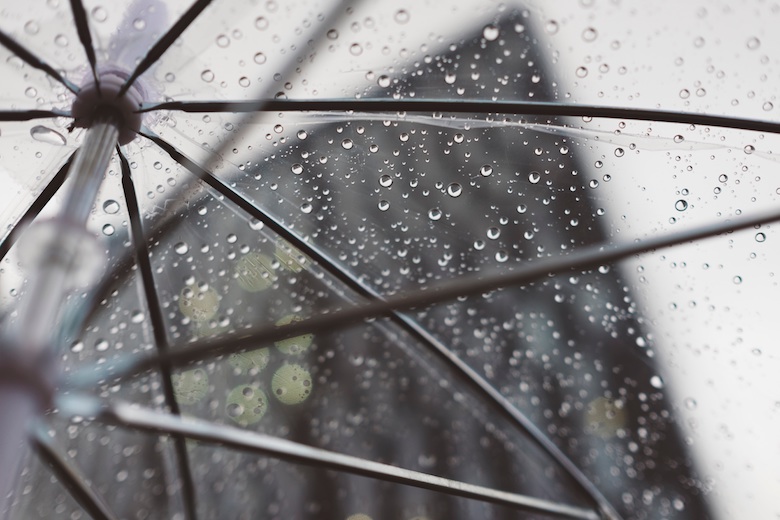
[0,154,72,261]
[118,150,199,520]
[113,204,780,377]
[98,401,600,520]
[139,128,621,520]
[117,0,213,98]
[31,427,118,520]
[0,29,78,93]
[139,98,780,135]
[0,109,69,121]
[68,0,100,88]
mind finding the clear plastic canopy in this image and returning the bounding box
[0,1,778,520]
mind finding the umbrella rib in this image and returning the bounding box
[96,204,780,380]
[0,154,73,261]
[31,426,118,520]
[0,29,78,93]
[138,128,622,520]
[92,401,600,520]
[0,109,69,121]
[68,0,100,88]
[139,98,780,135]
[117,0,213,98]
[118,149,199,520]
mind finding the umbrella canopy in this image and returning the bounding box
[0,1,777,519]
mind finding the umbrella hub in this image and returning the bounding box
[71,71,145,145]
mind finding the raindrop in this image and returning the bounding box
[428,208,442,221]
[131,310,144,324]
[226,385,268,424]
[453,133,464,143]
[528,171,541,184]
[495,250,508,262]
[684,398,697,410]
[91,6,107,22]
[54,34,68,47]
[673,134,684,143]
[444,72,456,84]
[25,87,37,98]
[326,29,339,40]
[650,375,664,389]
[516,204,527,214]
[95,339,109,352]
[377,75,391,88]
[378,200,390,211]
[349,43,363,55]
[545,20,559,34]
[201,70,215,83]
[744,144,755,154]
[446,182,462,197]
[575,66,588,78]
[30,126,66,146]
[216,34,230,47]
[675,200,688,211]
[101,224,114,236]
[582,27,597,41]
[614,148,624,157]
[297,130,308,140]
[755,232,766,242]
[479,164,493,177]
[719,174,728,183]
[746,36,761,50]
[254,52,267,65]
[487,227,501,239]
[70,341,83,353]
[291,163,303,175]
[238,76,250,87]
[763,101,774,111]
[733,275,742,284]
[589,179,599,189]
[103,200,120,214]
[379,174,393,187]
[679,89,690,99]
[394,9,410,24]
[24,21,39,34]
[341,138,354,150]
[174,242,189,255]
[255,16,269,30]
[482,24,499,41]
[301,203,313,214]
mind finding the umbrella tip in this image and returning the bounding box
[70,71,145,145]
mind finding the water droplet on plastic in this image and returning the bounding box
[101,224,114,236]
[341,138,354,150]
[379,174,393,187]
[684,398,697,410]
[377,75,391,88]
[24,21,39,34]
[528,171,541,184]
[30,126,66,146]
[326,29,339,40]
[95,339,109,352]
[747,36,761,50]
[480,164,493,177]
[103,200,120,214]
[575,66,588,78]
[301,203,313,214]
[482,24,499,41]
[394,9,410,24]
[673,135,684,143]
[447,183,462,197]
[131,310,144,323]
[582,27,597,42]
[255,16,269,30]
[54,34,68,46]
[291,163,303,175]
[216,34,230,47]
[763,101,773,111]
[349,43,363,55]
[755,232,766,242]
[201,70,214,83]
[428,208,442,221]
[132,18,145,31]
[174,242,189,255]
[744,144,755,154]
[650,375,664,389]
[733,275,742,284]
[378,200,390,211]
[545,20,559,34]
[675,200,688,211]
[91,6,107,22]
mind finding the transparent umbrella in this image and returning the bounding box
[0,1,778,520]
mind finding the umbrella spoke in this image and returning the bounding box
[139,128,622,519]
[0,109,68,121]
[117,0,213,98]
[0,29,78,93]
[31,426,118,520]
[0,153,73,261]
[78,202,780,383]
[139,98,780,135]
[67,0,99,88]
[118,150,199,520]
[90,401,600,520]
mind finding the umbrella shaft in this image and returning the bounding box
[62,113,120,224]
